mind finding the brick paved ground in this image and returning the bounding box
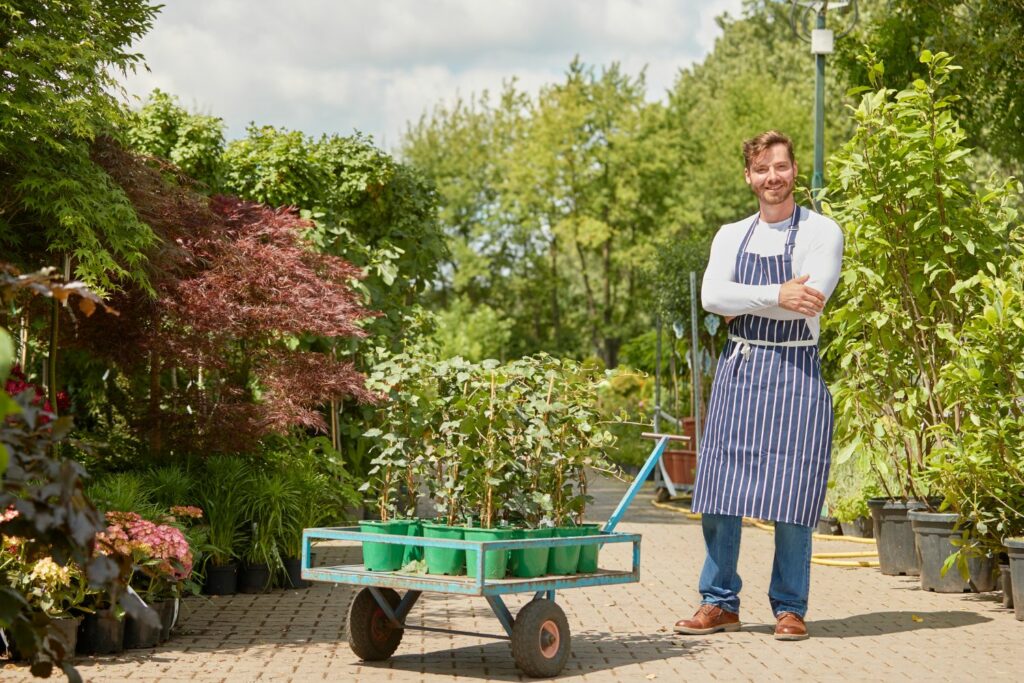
[3,474,1021,682]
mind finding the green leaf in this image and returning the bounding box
[0,327,13,382]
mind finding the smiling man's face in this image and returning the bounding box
[745,143,797,206]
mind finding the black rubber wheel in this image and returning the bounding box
[511,598,571,678]
[654,486,671,503]
[347,587,403,661]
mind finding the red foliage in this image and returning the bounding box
[70,139,379,455]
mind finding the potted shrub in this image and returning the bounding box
[928,264,1024,607]
[94,511,191,649]
[823,52,1017,576]
[4,554,88,659]
[834,495,873,539]
[196,456,252,595]
[239,471,300,593]
[420,357,476,576]
[462,367,521,580]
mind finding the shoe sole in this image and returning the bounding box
[774,632,810,641]
[674,622,742,635]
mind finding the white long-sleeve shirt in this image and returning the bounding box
[701,208,844,341]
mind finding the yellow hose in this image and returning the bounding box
[651,498,880,568]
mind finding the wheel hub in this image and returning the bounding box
[539,619,560,659]
[370,607,392,643]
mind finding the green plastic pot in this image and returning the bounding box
[465,527,520,579]
[547,526,586,575]
[423,522,465,575]
[576,523,604,573]
[402,518,424,565]
[359,519,412,571]
[510,527,552,578]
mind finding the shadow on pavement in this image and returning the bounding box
[361,631,706,680]
[742,610,992,638]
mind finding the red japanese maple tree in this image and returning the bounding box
[74,139,378,456]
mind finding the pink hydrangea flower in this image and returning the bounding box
[97,511,193,581]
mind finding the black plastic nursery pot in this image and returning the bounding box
[817,516,842,537]
[999,563,1014,610]
[158,598,178,643]
[1007,538,1024,620]
[283,557,311,589]
[5,616,81,661]
[203,562,238,595]
[239,563,272,594]
[909,511,997,593]
[77,609,124,655]
[868,498,923,576]
[839,516,873,539]
[123,606,162,649]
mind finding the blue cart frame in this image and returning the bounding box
[300,432,684,677]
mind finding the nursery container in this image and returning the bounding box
[465,527,519,579]
[576,523,604,573]
[239,562,272,593]
[283,557,311,589]
[77,609,124,655]
[868,498,923,576]
[203,562,238,595]
[510,527,552,578]
[1007,538,1024,620]
[402,518,424,566]
[547,526,585,575]
[909,511,997,593]
[123,606,162,649]
[360,519,413,572]
[422,522,465,575]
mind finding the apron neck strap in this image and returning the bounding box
[784,206,801,258]
[737,205,802,259]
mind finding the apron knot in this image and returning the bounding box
[728,339,753,363]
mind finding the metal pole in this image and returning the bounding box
[689,272,701,453]
[654,315,662,435]
[811,8,826,211]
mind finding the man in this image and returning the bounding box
[674,130,844,641]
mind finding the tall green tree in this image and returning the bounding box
[0,0,161,292]
[835,0,1024,174]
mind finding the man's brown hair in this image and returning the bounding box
[742,130,795,169]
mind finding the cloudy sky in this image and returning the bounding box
[120,0,745,152]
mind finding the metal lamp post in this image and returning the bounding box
[788,1,859,210]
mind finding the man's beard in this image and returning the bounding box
[759,182,792,204]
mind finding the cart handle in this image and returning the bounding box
[640,432,690,443]
[605,432,685,533]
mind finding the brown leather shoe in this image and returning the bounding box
[673,604,741,635]
[774,612,809,641]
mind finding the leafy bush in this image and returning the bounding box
[824,50,1020,501]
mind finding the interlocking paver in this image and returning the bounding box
[3,474,1021,681]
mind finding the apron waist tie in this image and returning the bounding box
[727,334,818,362]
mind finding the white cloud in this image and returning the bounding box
[119,0,745,151]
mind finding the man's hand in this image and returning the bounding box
[779,274,826,317]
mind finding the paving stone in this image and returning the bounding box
[3,475,1022,681]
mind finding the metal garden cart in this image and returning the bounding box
[301,431,684,678]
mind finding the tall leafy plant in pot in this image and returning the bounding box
[195,456,252,593]
[357,350,435,571]
[823,50,1020,575]
[240,470,301,593]
[929,262,1024,572]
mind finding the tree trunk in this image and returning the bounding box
[148,350,162,460]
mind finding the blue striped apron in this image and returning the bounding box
[690,206,834,528]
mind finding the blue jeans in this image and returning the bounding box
[698,513,813,617]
